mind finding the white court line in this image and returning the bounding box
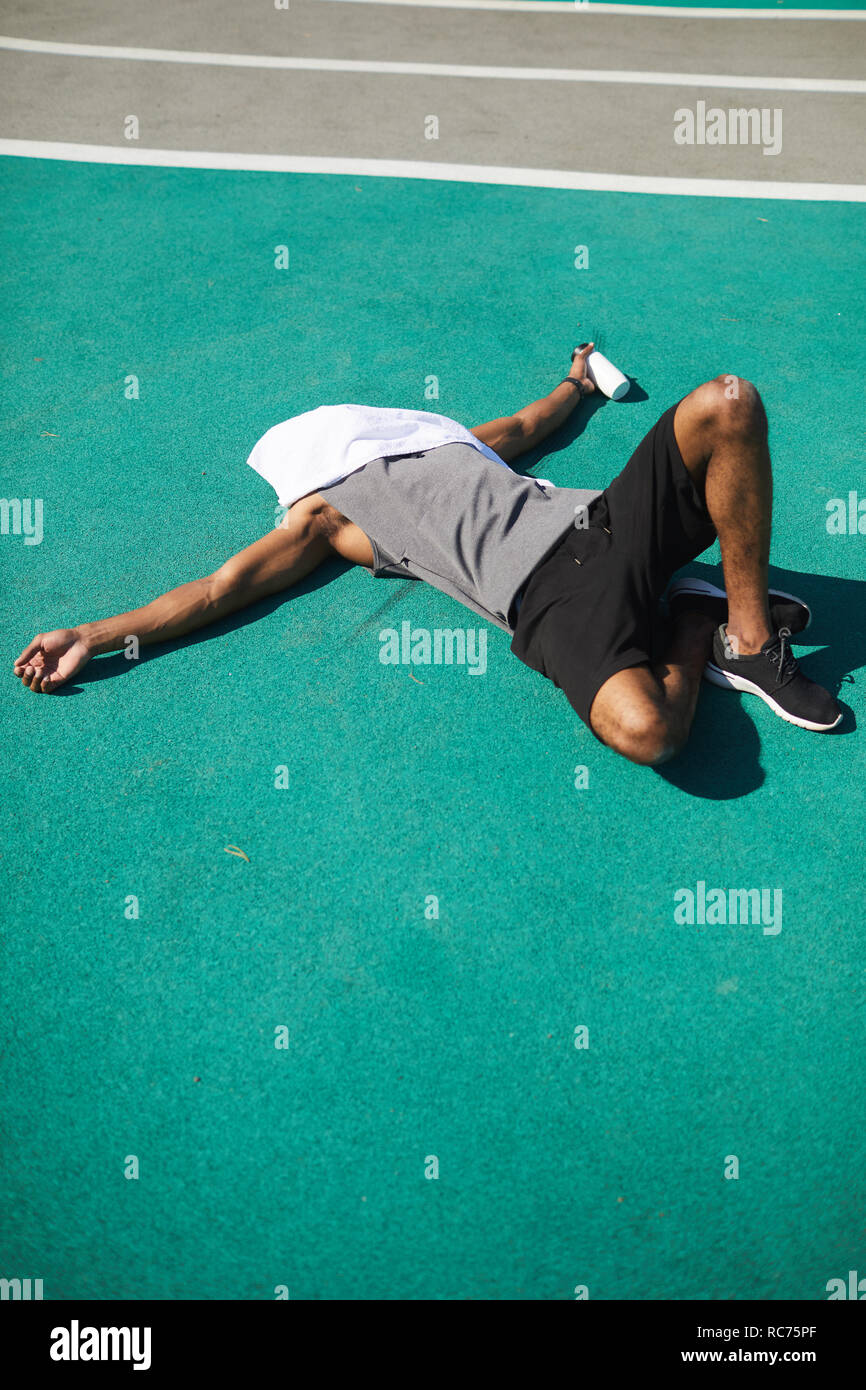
[0,35,863,91]
[317,0,866,17]
[1,139,862,201]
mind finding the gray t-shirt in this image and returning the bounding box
[319,441,602,633]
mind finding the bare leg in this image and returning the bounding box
[672,375,773,654]
[590,375,773,763]
[589,613,715,766]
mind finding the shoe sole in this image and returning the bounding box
[704,662,842,731]
[670,578,812,633]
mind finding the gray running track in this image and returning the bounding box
[0,0,863,184]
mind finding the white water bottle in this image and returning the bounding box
[586,349,629,401]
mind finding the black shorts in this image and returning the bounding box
[510,400,717,731]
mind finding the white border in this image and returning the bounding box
[1,139,862,201]
[0,36,862,91]
[317,0,866,18]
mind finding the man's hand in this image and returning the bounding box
[13,629,93,693]
[568,341,596,392]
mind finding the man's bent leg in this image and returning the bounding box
[673,376,773,654]
[592,374,773,761]
[589,613,715,765]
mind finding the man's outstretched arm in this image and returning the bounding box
[470,341,595,463]
[13,497,331,693]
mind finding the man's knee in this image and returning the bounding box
[590,670,687,766]
[699,374,766,438]
[601,705,684,767]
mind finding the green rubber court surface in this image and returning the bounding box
[2,151,865,1300]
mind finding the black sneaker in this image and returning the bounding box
[705,624,842,731]
[668,578,810,635]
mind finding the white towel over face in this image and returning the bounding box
[246,402,506,508]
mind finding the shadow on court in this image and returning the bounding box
[52,556,864,806]
[514,389,607,474]
[514,378,649,477]
[47,556,354,694]
[656,560,863,801]
[45,408,864,806]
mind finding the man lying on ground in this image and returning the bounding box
[13,342,841,763]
